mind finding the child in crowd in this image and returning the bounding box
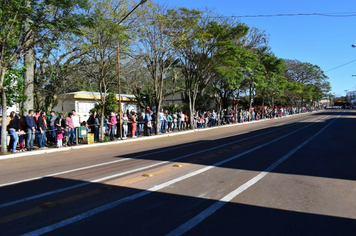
[56,127,64,148]
[55,115,64,148]
[19,116,27,151]
[18,130,26,151]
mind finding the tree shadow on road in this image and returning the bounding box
[0,176,355,236]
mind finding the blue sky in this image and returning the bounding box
[155,0,356,96]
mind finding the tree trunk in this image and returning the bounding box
[23,46,35,114]
[249,85,252,110]
[1,88,7,154]
[261,98,265,120]
[100,106,105,140]
[187,90,195,130]
[272,96,275,107]
[222,96,229,110]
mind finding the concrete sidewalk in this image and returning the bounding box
[0,111,313,161]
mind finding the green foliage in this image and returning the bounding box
[105,92,118,114]
[284,59,330,106]
[0,0,92,67]
[99,136,111,143]
[255,51,287,106]
[2,67,27,107]
[90,92,118,116]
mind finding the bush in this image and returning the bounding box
[99,136,111,143]
[90,92,118,116]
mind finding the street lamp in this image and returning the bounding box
[117,0,147,140]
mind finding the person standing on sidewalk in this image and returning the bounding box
[122,113,128,139]
[49,111,57,146]
[33,109,41,146]
[131,112,137,138]
[66,113,75,146]
[8,112,20,153]
[108,111,117,141]
[71,110,81,145]
[37,111,47,149]
[159,108,164,133]
[144,109,152,136]
[25,110,36,151]
[138,112,144,136]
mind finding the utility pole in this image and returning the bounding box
[117,0,147,140]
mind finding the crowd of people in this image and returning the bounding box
[3,106,321,153]
[86,106,319,139]
[4,109,81,153]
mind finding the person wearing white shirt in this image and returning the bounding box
[71,110,81,144]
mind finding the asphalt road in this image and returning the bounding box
[0,110,355,236]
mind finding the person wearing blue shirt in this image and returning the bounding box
[25,110,36,151]
[144,110,152,136]
[211,110,216,127]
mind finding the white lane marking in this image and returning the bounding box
[166,115,340,236]
[1,115,329,209]
[21,115,329,236]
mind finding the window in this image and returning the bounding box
[77,101,97,113]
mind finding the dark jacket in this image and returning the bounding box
[37,116,46,130]
[8,117,20,131]
[25,115,36,129]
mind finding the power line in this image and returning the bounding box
[325,58,356,72]
[211,12,356,18]
[137,12,356,21]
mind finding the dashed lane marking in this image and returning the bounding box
[42,202,57,208]
[173,164,183,168]
[142,173,153,177]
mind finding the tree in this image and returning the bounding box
[0,0,91,154]
[210,43,249,110]
[121,58,154,110]
[136,3,184,134]
[284,60,329,106]
[238,48,264,110]
[2,66,27,108]
[75,0,134,139]
[255,50,287,109]
[90,92,118,117]
[174,9,248,128]
[34,41,88,111]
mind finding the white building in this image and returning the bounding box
[0,104,20,117]
[52,91,138,121]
